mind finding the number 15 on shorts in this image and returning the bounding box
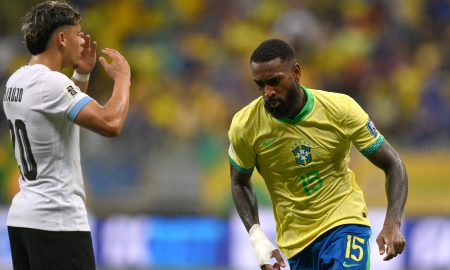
[345,235,365,262]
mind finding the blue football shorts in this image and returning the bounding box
[288,224,371,270]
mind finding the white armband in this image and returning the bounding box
[72,70,90,82]
[249,224,277,266]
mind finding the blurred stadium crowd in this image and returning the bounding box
[0,0,449,216]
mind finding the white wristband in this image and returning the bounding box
[72,70,90,82]
[249,224,277,266]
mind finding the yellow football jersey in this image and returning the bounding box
[228,86,384,259]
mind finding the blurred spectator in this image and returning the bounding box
[1,0,449,214]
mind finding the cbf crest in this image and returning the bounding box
[292,145,312,166]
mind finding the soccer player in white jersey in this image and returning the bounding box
[2,1,131,269]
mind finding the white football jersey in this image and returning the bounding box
[3,64,93,231]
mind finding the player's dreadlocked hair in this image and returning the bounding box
[250,39,296,64]
[21,1,80,55]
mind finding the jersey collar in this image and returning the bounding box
[275,85,314,124]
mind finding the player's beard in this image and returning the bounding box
[264,83,302,119]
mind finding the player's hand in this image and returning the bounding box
[376,218,406,261]
[98,48,131,82]
[76,34,97,74]
[261,249,286,269]
[249,224,286,269]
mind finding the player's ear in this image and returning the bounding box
[293,63,301,81]
[54,28,67,48]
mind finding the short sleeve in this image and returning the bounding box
[227,117,256,174]
[41,72,93,122]
[344,96,384,156]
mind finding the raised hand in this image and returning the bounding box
[76,34,97,74]
[98,48,131,82]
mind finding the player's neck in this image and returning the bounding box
[28,49,63,72]
[287,85,306,119]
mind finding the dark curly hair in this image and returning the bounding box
[21,1,80,55]
[250,39,296,64]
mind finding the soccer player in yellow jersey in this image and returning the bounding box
[228,39,408,270]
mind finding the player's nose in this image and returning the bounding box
[263,86,276,98]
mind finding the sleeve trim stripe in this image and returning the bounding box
[68,96,93,121]
[361,135,385,156]
[228,155,253,174]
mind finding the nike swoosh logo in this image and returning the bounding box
[343,261,360,268]
[261,139,276,148]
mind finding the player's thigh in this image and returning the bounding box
[11,227,96,270]
[39,230,96,270]
[8,226,32,270]
[61,230,96,270]
[321,224,371,270]
[288,247,312,270]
